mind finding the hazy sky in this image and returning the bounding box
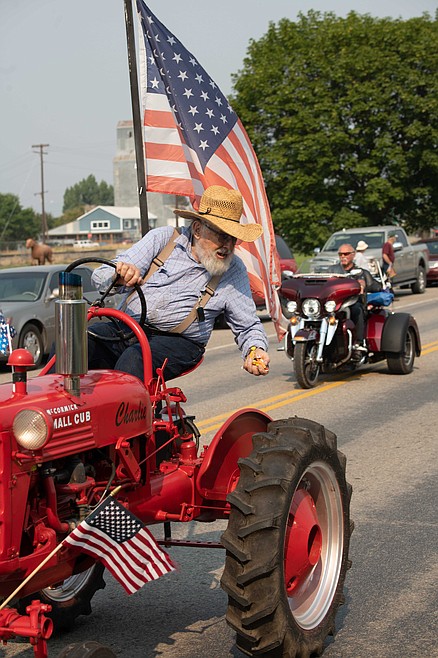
[1,1,436,218]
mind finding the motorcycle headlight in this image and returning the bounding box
[324,300,336,313]
[302,298,321,318]
[286,300,297,313]
[13,409,52,450]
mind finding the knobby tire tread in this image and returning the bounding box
[221,417,352,657]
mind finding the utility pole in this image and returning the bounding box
[32,143,49,241]
[124,0,149,236]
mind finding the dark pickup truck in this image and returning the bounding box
[314,225,429,293]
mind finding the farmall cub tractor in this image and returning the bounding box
[0,260,352,658]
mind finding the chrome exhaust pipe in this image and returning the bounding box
[55,272,87,396]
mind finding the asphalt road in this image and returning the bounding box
[1,287,437,658]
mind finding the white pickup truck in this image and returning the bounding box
[314,225,429,294]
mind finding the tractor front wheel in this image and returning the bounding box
[19,563,105,632]
[221,417,352,657]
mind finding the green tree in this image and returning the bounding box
[0,193,39,243]
[231,11,438,252]
[63,175,114,212]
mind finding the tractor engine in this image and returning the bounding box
[0,272,153,600]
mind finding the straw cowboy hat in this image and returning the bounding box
[356,240,369,251]
[173,185,263,242]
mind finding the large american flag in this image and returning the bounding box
[64,496,174,594]
[135,1,285,338]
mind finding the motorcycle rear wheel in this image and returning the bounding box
[221,417,352,657]
[386,326,416,374]
[294,341,320,388]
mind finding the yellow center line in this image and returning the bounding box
[196,381,346,433]
[197,341,438,433]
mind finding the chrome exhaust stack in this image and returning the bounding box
[55,271,88,397]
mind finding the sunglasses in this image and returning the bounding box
[338,251,354,256]
[201,222,237,245]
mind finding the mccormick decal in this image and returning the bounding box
[46,404,92,430]
[115,401,148,426]
[52,411,92,430]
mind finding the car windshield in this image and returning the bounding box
[425,241,438,255]
[323,231,385,251]
[0,272,47,301]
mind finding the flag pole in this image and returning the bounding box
[0,486,123,611]
[123,0,150,236]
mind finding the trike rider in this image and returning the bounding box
[88,185,270,381]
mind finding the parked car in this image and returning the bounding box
[416,237,438,285]
[73,239,100,249]
[0,265,117,367]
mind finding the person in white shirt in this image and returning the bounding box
[354,240,370,270]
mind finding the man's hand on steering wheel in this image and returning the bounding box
[114,262,144,288]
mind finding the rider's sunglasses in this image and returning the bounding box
[201,222,237,245]
[338,251,354,256]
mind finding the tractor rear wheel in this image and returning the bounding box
[19,563,105,632]
[221,417,352,657]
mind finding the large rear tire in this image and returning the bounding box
[386,326,416,374]
[294,342,320,389]
[221,417,352,657]
[19,563,106,632]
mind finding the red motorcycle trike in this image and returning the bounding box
[0,259,352,658]
[281,258,421,389]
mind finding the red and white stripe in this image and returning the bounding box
[65,521,175,595]
[140,64,285,339]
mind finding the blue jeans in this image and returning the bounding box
[87,321,205,381]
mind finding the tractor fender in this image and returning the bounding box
[196,409,272,502]
[381,313,421,355]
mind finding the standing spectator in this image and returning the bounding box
[382,231,397,277]
[355,240,370,270]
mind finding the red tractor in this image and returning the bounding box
[0,260,353,658]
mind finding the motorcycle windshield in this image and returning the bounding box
[295,258,359,277]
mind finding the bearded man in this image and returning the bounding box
[89,186,270,380]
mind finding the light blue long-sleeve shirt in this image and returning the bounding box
[91,225,268,357]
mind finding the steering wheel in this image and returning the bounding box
[65,257,147,342]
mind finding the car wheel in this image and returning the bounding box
[19,323,44,367]
[411,266,426,294]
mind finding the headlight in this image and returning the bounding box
[302,298,321,318]
[286,300,298,313]
[324,300,336,312]
[13,409,51,450]
[430,261,438,269]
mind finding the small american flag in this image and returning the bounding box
[64,496,175,594]
[0,312,16,356]
[135,1,285,338]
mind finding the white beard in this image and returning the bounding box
[196,241,234,276]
